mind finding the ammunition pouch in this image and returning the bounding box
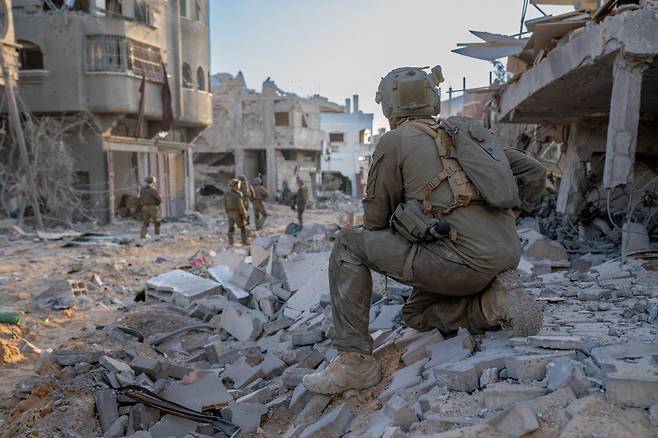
[390,200,454,243]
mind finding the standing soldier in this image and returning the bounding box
[252,176,269,230]
[303,65,545,395]
[294,178,309,227]
[238,175,255,223]
[139,176,162,239]
[224,178,249,246]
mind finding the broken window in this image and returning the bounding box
[274,112,290,127]
[359,128,371,145]
[134,0,153,25]
[87,35,124,73]
[126,39,164,82]
[329,132,345,143]
[197,66,205,91]
[105,0,122,15]
[179,0,189,18]
[18,41,44,70]
[301,114,308,128]
[182,63,193,89]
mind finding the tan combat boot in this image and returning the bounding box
[480,268,543,336]
[227,232,234,246]
[303,351,381,395]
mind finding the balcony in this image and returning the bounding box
[179,87,212,127]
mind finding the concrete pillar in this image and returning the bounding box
[184,148,195,212]
[266,147,277,192]
[603,54,652,189]
[234,148,245,178]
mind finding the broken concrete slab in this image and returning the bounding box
[103,415,128,438]
[251,237,274,268]
[212,250,245,271]
[298,402,354,438]
[527,335,585,350]
[219,303,266,342]
[284,254,331,316]
[589,342,658,373]
[130,356,167,381]
[146,269,222,307]
[237,386,274,405]
[52,349,101,366]
[431,351,515,392]
[148,414,198,438]
[370,304,403,331]
[481,383,546,409]
[424,328,476,369]
[488,403,539,437]
[222,356,264,389]
[33,279,86,310]
[605,371,658,408]
[291,329,324,347]
[591,260,632,281]
[99,355,133,375]
[384,395,419,431]
[505,351,576,381]
[231,262,267,291]
[545,357,590,397]
[259,352,287,379]
[401,329,445,366]
[221,401,268,433]
[159,371,231,412]
[519,228,570,268]
[282,252,330,292]
[380,358,428,399]
[289,383,314,413]
[263,315,294,336]
[127,403,160,434]
[294,394,331,426]
[94,389,119,432]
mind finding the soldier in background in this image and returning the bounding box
[224,178,249,246]
[252,176,270,230]
[139,176,162,239]
[238,175,255,222]
[293,178,309,227]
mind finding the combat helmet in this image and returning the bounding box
[145,175,156,184]
[375,66,445,118]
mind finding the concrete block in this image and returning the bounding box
[271,283,292,301]
[431,351,514,392]
[299,402,354,438]
[259,352,287,379]
[252,285,277,318]
[222,356,264,389]
[282,366,315,389]
[127,403,160,434]
[505,352,576,382]
[52,349,101,366]
[219,303,266,342]
[291,329,324,347]
[130,356,167,380]
[99,355,133,375]
[276,233,296,257]
[479,367,499,388]
[487,403,539,437]
[384,395,419,431]
[221,401,268,433]
[401,329,445,366]
[164,362,192,380]
[283,253,330,315]
[251,237,273,268]
[425,328,476,369]
[231,262,267,291]
[160,371,231,412]
[213,250,245,271]
[592,260,631,281]
[297,349,324,369]
[94,389,119,432]
[263,315,294,336]
[237,386,274,405]
[521,229,569,268]
[418,385,449,413]
[379,358,427,399]
[146,269,222,306]
[545,357,590,397]
[294,394,331,425]
[605,372,658,408]
[289,383,313,413]
[431,424,500,437]
[148,414,198,437]
[527,336,585,350]
[590,342,658,373]
[481,383,546,409]
[103,415,128,438]
[370,304,402,331]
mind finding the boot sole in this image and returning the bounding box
[302,370,381,395]
[508,289,543,336]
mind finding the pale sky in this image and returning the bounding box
[209,0,570,131]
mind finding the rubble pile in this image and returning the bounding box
[2,219,657,437]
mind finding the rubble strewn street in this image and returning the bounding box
[1,202,657,437]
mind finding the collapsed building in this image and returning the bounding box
[454,0,658,256]
[6,0,211,222]
[195,73,375,199]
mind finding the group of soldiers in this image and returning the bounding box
[137,173,309,246]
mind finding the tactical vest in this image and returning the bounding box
[225,189,243,211]
[400,117,520,214]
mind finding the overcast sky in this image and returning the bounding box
[209,0,570,131]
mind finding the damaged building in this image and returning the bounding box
[7,0,211,222]
[195,73,325,196]
[314,94,374,197]
[455,0,658,256]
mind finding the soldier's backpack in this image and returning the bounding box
[401,117,520,214]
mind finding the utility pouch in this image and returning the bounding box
[390,200,451,243]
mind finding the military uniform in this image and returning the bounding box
[295,185,309,226]
[330,123,546,353]
[239,178,255,220]
[140,185,162,238]
[253,183,269,230]
[303,65,546,396]
[225,185,249,245]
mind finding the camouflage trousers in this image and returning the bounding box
[141,205,161,238]
[297,208,305,227]
[228,217,248,245]
[254,201,268,230]
[330,226,498,354]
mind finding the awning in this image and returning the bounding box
[102,136,190,154]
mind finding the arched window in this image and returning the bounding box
[182,63,192,89]
[197,66,205,91]
[18,40,44,70]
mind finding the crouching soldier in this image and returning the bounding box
[140,176,161,239]
[224,178,249,246]
[303,65,547,395]
[253,177,270,230]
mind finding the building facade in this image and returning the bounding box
[10,0,211,222]
[195,73,324,195]
[316,94,373,197]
